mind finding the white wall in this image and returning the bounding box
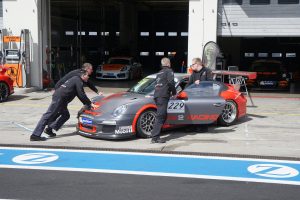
[218,0,300,37]
[2,0,43,88]
[188,0,218,68]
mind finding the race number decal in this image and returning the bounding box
[167,100,185,113]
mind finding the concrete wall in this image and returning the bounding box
[218,0,300,37]
[2,0,48,89]
[188,0,218,67]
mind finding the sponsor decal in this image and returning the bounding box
[187,114,219,121]
[167,100,185,113]
[115,125,132,134]
[12,153,59,164]
[260,81,276,86]
[80,117,92,125]
[248,164,299,179]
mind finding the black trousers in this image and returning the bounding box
[151,97,169,138]
[32,94,68,136]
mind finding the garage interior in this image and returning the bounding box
[50,0,189,82]
[50,0,300,91]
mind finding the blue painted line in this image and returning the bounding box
[0,147,300,185]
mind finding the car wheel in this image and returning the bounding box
[218,100,238,126]
[0,82,9,102]
[136,109,156,138]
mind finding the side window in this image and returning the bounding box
[185,81,222,97]
[175,78,188,93]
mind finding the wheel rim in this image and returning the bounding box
[221,101,237,124]
[0,82,9,102]
[139,111,156,136]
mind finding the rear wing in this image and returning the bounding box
[212,70,257,80]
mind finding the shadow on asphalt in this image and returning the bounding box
[162,126,235,142]
[46,132,78,140]
[6,95,28,101]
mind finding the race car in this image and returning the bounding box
[77,73,247,140]
[0,66,14,102]
[246,60,290,90]
[96,57,143,80]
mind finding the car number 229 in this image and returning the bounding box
[167,100,185,113]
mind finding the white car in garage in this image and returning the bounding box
[96,57,143,80]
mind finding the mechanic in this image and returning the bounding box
[44,62,103,136]
[187,57,213,133]
[151,57,177,143]
[186,57,213,87]
[30,70,97,141]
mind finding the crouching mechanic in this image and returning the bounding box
[30,70,97,141]
[44,62,103,136]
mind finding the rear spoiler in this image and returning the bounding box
[212,70,257,80]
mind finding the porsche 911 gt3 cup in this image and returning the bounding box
[77,73,247,140]
[96,57,143,80]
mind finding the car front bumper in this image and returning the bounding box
[96,70,129,80]
[77,114,135,140]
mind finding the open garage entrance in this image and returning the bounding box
[50,0,189,82]
[218,37,300,91]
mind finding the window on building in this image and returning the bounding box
[140,52,149,56]
[222,0,243,5]
[272,53,282,58]
[250,0,270,5]
[140,32,149,36]
[244,53,255,58]
[168,32,177,37]
[278,0,299,4]
[156,32,165,36]
[286,53,296,58]
[258,53,268,57]
[181,32,188,36]
[155,52,164,56]
[88,32,97,36]
[65,31,74,36]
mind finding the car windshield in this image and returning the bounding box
[108,59,130,65]
[128,77,157,94]
[251,62,281,72]
[184,81,221,97]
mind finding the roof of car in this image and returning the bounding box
[146,73,189,80]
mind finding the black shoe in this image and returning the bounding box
[151,137,166,144]
[30,134,47,141]
[44,128,56,137]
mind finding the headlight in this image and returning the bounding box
[113,105,128,117]
[121,65,129,71]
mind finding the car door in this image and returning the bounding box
[166,81,226,125]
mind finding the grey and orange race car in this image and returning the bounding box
[77,73,247,139]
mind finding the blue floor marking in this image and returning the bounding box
[1,147,300,185]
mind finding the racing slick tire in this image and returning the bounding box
[218,100,238,126]
[0,82,9,102]
[136,109,156,138]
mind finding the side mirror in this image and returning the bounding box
[177,91,188,100]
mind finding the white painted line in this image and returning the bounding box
[0,165,299,186]
[11,122,33,132]
[1,146,300,164]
